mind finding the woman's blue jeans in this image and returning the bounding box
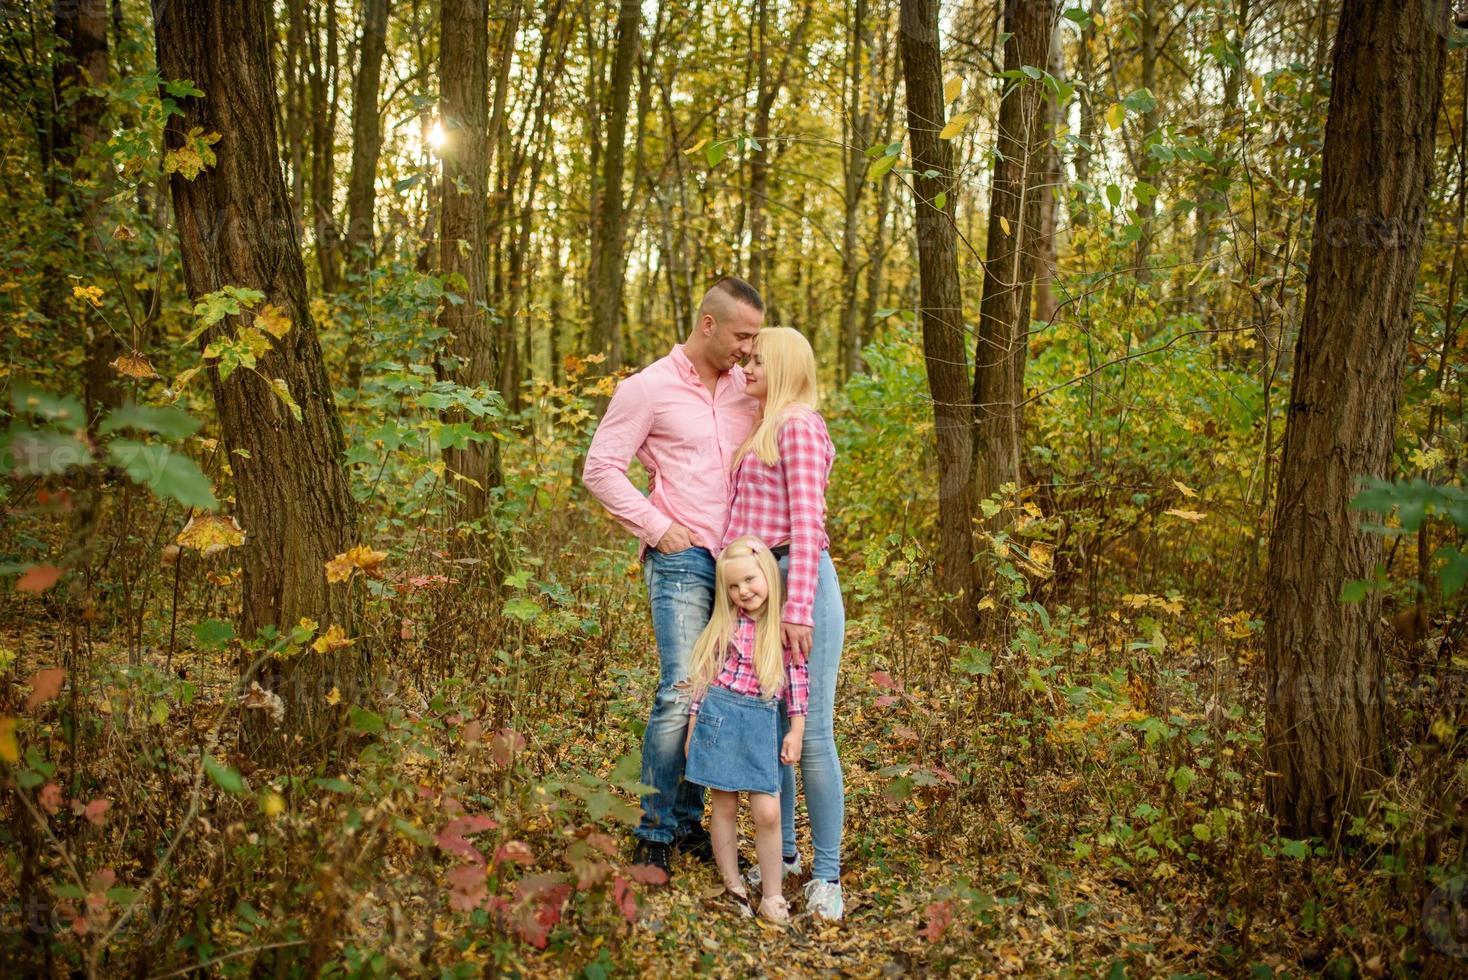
[777,550,846,881]
[637,546,716,844]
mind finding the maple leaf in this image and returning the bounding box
[490,728,526,768]
[175,514,246,555]
[255,303,292,338]
[25,668,65,711]
[494,840,535,867]
[17,565,62,594]
[311,624,354,654]
[1164,508,1206,522]
[110,353,156,379]
[324,545,388,584]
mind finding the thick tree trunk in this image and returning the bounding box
[972,0,1057,509]
[587,0,640,370]
[344,0,391,271]
[437,0,504,547]
[838,0,870,383]
[1264,0,1445,839]
[153,0,363,740]
[900,0,975,630]
[1032,14,1064,324]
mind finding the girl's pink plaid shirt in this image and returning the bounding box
[689,612,810,717]
[721,409,835,626]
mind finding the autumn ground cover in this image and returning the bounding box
[1,352,1460,977]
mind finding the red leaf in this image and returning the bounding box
[490,729,526,768]
[494,840,535,867]
[874,694,900,708]
[445,862,487,911]
[84,798,110,826]
[586,832,619,856]
[573,858,612,891]
[923,899,955,942]
[17,564,62,594]
[25,668,66,712]
[38,782,63,815]
[434,814,498,863]
[462,720,482,745]
[623,862,669,886]
[870,670,902,691]
[612,875,638,923]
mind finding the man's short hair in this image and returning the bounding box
[703,276,764,316]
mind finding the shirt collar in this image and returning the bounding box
[671,344,746,390]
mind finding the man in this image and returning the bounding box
[583,276,764,877]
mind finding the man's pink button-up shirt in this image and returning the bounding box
[583,345,760,553]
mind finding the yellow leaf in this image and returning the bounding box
[977,595,997,611]
[684,137,709,155]
[111,353,156,379]
[72,285,104,306]
[939,112,971,140]
[1172,480,1198,499]
[170,366,201,400]
[270,378,303,422]
[312,624,354,654]
[0,717,17,764]
[1028,542,1053,570]
[944,77,963,103]
[1105,103,1125,130]
[1250,75,1264,102]
[325,686,341,706]
[325,545,388,584]
[1164,509,1206,522]
[261,791,285,818]
[176,514,246,554]
[256,303,292,339]
[999,215,1012,236]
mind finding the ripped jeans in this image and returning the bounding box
[636,546,716,844]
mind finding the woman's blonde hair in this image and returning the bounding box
[688,536,787,700]
[735,327,819,468]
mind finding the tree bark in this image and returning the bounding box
[153,0,362,741]
[437,0,504,546]
[54,0,116,426]
[1264,0,1446,839]
[972,0,1057,510]
[344,0,391,271]
[1032,13,1064,324]
[587,0,640,370]
[838,0,871,383]
[307,0,342,292]
[900,0,975,630]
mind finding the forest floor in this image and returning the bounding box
[2,539,1459,978]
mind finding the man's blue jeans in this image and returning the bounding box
[636,546,716,844]
[777,550,846,881]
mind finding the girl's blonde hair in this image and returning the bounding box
[735,327,819,468]
[688,536,787,699]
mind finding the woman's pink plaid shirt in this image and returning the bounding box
[688,612,809,717]
[722,409,835,626]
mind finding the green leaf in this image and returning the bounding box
[348,706,384,735]
[313,776,356,794]
[1,429,93,476]
[193,618,236,650]
[1435,545,1468,597]
[99,404,202,441]
[1020,65,1043,79]
[204,753,244,794]
[1279,838,1310,860]
[502,596,541,623]
[866,152,898,180]
[108,440,218,510]
[1062,7,1091,24]
[705,141,727,167]
[1106,183,1122,208]
[11,385,85,431]
[933,191,947,211]
[1340,579,1371,603]
[1122,88,1158,114]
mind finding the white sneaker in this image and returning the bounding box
[746,852,801,891]
[757,894,790,923]
[803,879,844,921]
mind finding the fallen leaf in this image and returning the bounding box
[175,514,246,555]
[325,545,388,584]
[0,718,18,764]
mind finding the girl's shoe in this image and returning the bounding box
[803,879,844,922]
[745,852,801,891]
[757,895,790,923]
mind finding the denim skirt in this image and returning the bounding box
[684,686,782,795]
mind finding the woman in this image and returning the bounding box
[721,326,846,921]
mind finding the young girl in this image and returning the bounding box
[683,536,808,922]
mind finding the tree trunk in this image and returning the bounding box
[54,0,117,426]
[1032,13,1064,324]
[437,0,504,546]
[973,0,1057,509]
[1134,0,1158,286]
[344,0,391,271]
[838,0,870,383]
[899,0,975,630]
[587,0,640,370]
[153,0,362,741]
[1264,0,1446,839]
